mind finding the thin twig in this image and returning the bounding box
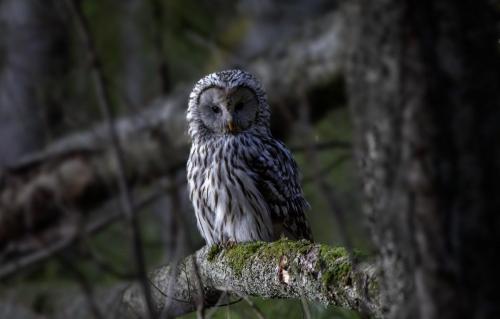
[296,85,354,253]
[154,121,208,319]
[300,298,312,319]
[233,292,267,319]
[190,255,206,319]
[157,139,188,319]
[0,183,177,280]
[63,1,155,317]
[158,242,183,319]
[295,86,376,318]
[205,291,230,319]
[0,234,74,279]
[156,180,196,317]
[82,245,135,280]
[214,288,266,319]
[59,254,105,319]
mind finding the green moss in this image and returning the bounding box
[216,239,352,285]
[319,245,351,287]
[223,241,265,276]
[220,239,313,277]
[321,271,334,287]
[320,245,348,261]
[207,244,223,262]
[258,238,313,261]
[321,261,351,287]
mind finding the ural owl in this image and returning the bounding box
[186,69,312,245]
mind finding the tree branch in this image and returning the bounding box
[122,240,381,318]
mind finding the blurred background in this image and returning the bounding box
[0,0,370,318]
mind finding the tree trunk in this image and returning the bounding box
[0,0,67,167]
[120,0,148,109]
[346,1,500,318]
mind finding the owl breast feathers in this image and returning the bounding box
[186,69,312,245]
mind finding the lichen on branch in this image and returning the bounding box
[122,240,381,318]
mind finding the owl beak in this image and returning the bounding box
[227,120,238,133]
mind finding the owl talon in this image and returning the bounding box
[222,240,237,249]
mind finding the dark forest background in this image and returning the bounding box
[0,1,362,318]
[1,0,499,318]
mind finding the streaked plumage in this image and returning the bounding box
[186,69,312,245]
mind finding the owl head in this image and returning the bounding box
[187,69,271,140]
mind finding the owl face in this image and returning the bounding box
[187,69,271,140]
[197,86,259,134]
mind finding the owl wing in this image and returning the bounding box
[250,139,313,241]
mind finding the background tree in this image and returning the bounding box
[0,0,67,166]
[345,0,500,318]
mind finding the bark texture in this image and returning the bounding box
[0,0,66,167]
[345,1,500,318]
[122,240,380,318]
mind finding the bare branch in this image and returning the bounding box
[64,1,155,317]
[0,184,176,280]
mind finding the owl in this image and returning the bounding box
[186,69,312,245]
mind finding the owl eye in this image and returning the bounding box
[210,105,221,114]
[235,102,244,111]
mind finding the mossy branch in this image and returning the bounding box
[122,240,381,318]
